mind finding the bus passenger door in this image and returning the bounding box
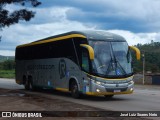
[80,44,95,93]
[81,48,91,93]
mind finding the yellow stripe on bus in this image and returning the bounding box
[55,88,69,92]
[17,34,86,48]
[16,80,21,84]
[80,44,95,60]
[86,90,133,96]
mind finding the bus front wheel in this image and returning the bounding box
[71,81,80,98]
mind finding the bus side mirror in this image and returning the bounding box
[129,46,141,60]
[80,44,95,60]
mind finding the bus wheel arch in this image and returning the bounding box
[69,78,80,98]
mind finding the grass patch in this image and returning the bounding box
[0,69,15,78]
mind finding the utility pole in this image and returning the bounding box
[142,51,145,85]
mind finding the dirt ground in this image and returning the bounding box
[0,88,153,120]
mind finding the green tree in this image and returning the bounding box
[0,0,41,40]
[134,42,160,73]
[1,60,15,70]
[0,62,2,69]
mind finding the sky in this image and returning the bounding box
[1,0,160,56]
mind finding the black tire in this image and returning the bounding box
[28,77,34,91]
[24,79,30,90]
[71,81,80,98]
[104,95,114,99]
[24,76,34,91]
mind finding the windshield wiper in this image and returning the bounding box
[106,54,113,75]
[110,43,126,75]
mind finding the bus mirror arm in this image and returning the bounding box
[80,44,95,60]
[129,46,141,60]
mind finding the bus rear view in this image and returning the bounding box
[15,30,140,98]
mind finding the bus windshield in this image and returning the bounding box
[89,41,132,78]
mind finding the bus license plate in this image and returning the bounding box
[114,90,121,92]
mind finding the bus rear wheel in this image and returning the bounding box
[24,77,34,91]
[23,76,29,90]
[71,81,80,98]
[24,80,30,90]
[28,76,35,91]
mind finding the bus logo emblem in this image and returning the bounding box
[59,59,66,79]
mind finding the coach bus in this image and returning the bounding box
[15,30,140,98]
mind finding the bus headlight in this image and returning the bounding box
[89,78,104,86]
[95,81,105,86]
[89,78,96,82]
[96,81,101,85]
[129,80,134,85]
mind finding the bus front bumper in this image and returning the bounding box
[85,80,134,96]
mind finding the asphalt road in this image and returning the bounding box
[0,78,160,111]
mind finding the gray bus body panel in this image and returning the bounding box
[16,58,85,91]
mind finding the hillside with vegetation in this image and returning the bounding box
[0,56,15,78]
[0,55,14,62]
[133,41,160,73]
